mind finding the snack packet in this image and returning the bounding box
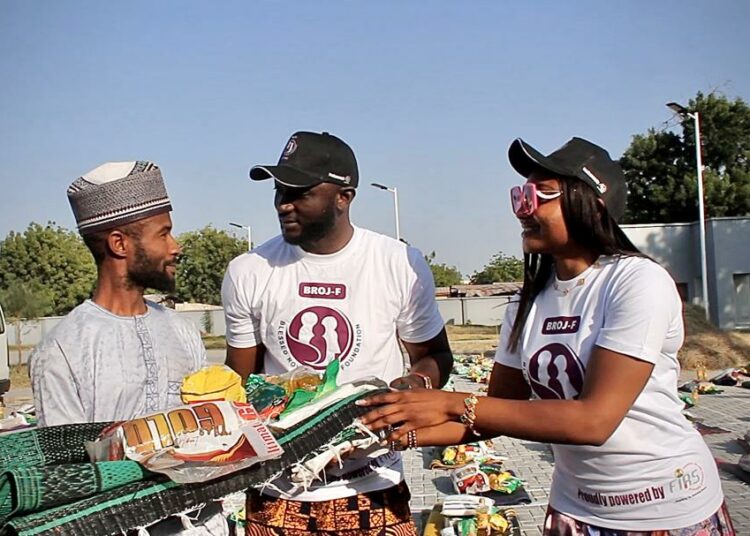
[489,512,509,535]
[477,463,523,494]
[245,375,289,420]
[265,368,322,395]
[244,364,329,422]
[435,441,504,468]
[451,463,491,494]
[181,365,247,404]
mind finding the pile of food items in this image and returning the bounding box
[87,361,374,484]
[450,463,523,495]
[453,355,494,384]
[423,495,521,536]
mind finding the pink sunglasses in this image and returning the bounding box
[510,183,563,217]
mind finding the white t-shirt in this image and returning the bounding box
[495,255,723,531]
[222,226,445,501]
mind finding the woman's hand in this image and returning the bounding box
[357,389,467,441]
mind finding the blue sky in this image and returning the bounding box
[1,1,749,275]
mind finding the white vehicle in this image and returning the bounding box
[0,305,10,395]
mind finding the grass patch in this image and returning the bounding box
[449,333,498,342]
[202,336,227,350]
[10,364,30,389]
[680,303,750,369]
[445,325,498,336]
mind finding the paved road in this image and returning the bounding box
[402,376,750,535]
[207,349,225,363]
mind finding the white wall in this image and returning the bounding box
[8,309,227,347]
[8,297,513,349]
[622,217,750,329]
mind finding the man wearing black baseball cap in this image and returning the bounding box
[247,131,360,251]
[223,131,453,535]
[250,131,358,188]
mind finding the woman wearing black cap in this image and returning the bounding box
[360,138,733,535]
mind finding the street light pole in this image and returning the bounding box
[667,102,710,321]
[229,222,252,252]
[692,112,710,322]
[370,182,401,241]
[392,187,401,242]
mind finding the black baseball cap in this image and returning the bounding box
[508,137,628,221]
[250,131,359,188]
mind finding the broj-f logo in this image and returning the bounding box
[285,306,353,370]
[282,137,298,159]
[527,343,585,399]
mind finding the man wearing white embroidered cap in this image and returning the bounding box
[30,161,207,425]
[29,161,226,535]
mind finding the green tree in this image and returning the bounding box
[201,310,214,335]
[470,251,524,284]
[0,222,96,315]
[621,92,750,223]
[176,226,248,305]
[0,282,53,365]
[424,251,462,287]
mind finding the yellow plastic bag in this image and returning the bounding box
[181,365,247,404]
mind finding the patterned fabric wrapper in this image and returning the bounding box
[0,422,117,526]
[244,482,417,535]
[543,502,736,536]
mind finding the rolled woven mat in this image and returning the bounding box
[0,422,112,469]
[0,422,118,525]
[0,461,151,523]
[1,387,389,535]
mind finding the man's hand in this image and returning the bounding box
[389,374,428,391]
[401,328,453,388]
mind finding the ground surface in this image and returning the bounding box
[404,375,750,535]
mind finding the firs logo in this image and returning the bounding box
[668,463,705,495]
[542,316,581,335]
[299,282,347,300]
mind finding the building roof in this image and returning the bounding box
[435,282,522,298]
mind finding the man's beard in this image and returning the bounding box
[127,243,176,293]
[282,206,337,247]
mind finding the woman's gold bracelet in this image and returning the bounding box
[459,394,481,437]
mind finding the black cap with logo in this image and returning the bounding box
[508,137,628,221]
[250,131,359,188]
